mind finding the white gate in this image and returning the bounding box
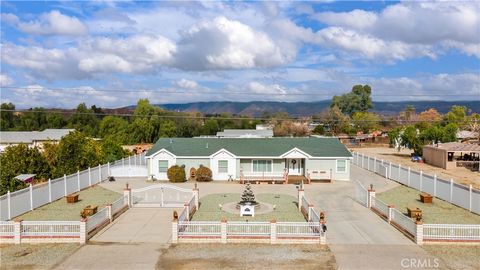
[131,184,194,208]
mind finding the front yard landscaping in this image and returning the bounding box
[191,193,306,222]
[17,185,122,221]
[377,185,480,224]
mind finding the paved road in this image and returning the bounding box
[55,166,446,270]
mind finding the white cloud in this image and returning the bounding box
[313,9,377,30]
[0,74,14,86]
[15,10,88,36]
[173,79,198,89]
[247,81,287,95]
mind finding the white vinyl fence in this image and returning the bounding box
[423,224,480,242]
[354,180,369,207]
[0,153,145,221]
[352,152,480,215]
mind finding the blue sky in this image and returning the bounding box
[0,1,479,109]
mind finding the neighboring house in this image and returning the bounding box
[215,129,274,138]
[0,129,74,152]
[145,137,352,182]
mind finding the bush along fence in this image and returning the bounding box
[0,195,129,244]
[351,152,480,215]
[0,153,145,221]
[354,181,480,244]
[172,185,327,245]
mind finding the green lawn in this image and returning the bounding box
[377,185,480,224]
[191,193,306,222]
[17,186,122,221]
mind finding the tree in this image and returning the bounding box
[159,120,177,137]
[399,105,416,123]
[0,144,51,194]
[98,116,129,143]
[331,85,373,116]
[19,107,47,131]
[202,119,220,135]
[418,108,441,123]
[420,125,445,145]
[325,106,352,135]
[401,126,422,155]
[442,123,458,142]
[273,120,309,137]
[351,112,380,133]
[68,103,99,136]
[0,103,16,130]
[55,131,106,176]
[312,125,325,135]
[46,112,66,128]
[128,99,162,143]
[443,105,466,127]
[101,137,128,163]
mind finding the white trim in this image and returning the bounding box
[148,148,176,159]
[335,159,347,173]
[280,147,312,158]
[209,148,236,158]
[250,159,274,173]
[174,155,352,159]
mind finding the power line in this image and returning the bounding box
[2,86,479,97]
[0,109,477,123]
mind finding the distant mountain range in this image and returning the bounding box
[152,100,480,117]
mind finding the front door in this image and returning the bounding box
[287,158,302,175]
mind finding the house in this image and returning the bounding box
[423,142,480,171]
[0,129,74,153]
[145,137,352,182]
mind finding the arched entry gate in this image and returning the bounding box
[131,184,194,207]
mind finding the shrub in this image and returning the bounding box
[167,165,186,183]
[196,166,212,182]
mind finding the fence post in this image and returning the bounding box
[367,157,370,171]
[308,204,314,221]
[298,188,305,211]
[108,162,111,176]
[407,167,411,187]
[80,219,87,244]
[419,171,423,192]
[29,184,33,211]
[107,204,113,222]
[387,205,394,224]
[64,174,67,196]
[433,174,437,196]
[171,217,178,244]
[221,219,227,244]
[389,162,392,179]
[122,158,125,171]
[469,185,472,212]
[193,186,199,210]
[134,155,137,166]
[270,220,277,244]
[450,179,453,202]
[184,203,190,220]
[7,190,11,220]
[48,179,52,203]
[415,221,423,245]
[98,164,102,182]
[361,153,364,168]
[88,167,92,187]
[124,184,132,208]
[368,188,376,208]
[373,157,377,173]
[13,219,22,244]
[77,170,81,191]
[398,164,401,181]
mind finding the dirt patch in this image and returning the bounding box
[353,147,480,189]
[423,245,480,270]
[0,243,80,270]
[156,244,336,270]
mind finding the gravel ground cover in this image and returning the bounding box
[377,185,480,224]
[18,186,122,221]
[191,193,305,222]
[423,245,480,270]
[157,243,336,270]
[0,243,80,269]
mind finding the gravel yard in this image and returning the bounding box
[192,193,306,222]
[157,244,336,270]
[423,245,480,270]
[17,185,122,221]
[0,243,80,269]
[377,185,480,224]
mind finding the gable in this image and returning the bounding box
[280,148,311,158]
[148,148,176,159]
[210,149,236,159]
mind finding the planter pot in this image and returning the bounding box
[407,207,422,218]
[420,193,433,203]
[66,194,79,203]
[83,205,98,216]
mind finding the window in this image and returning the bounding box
[218,160,228,173]
[253,160,272,172]
[337,160,346,172]
[159,160,168,173]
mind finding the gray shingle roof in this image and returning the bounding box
[216,129,273,138]
[0,129,74,144]
[146,137,352,158]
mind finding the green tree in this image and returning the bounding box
[331,85,373,116]
[98,116,129,143]
[202,118,220,135]
[55,131,106,176]
[443,105,467,127]
[101,137,128,163]
[442,123,458,142]
[128,99,162,143]
[68,103,99,135]
[325,106,352,135]
[420,125,445,144]
[0,144,51,194]
[312,125,325,135]
[351,111,380,133]
[177,119,202,137]
[401,126,423,155]
[0,102,16,130]
[46,112,66,128]
[19,107,47,131]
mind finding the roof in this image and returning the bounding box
[14,174,36,182]
[146,137,352,158]
[424,142,480,152]
[216,129,273,138]
[0,129,74,144]
[457,130,479,139]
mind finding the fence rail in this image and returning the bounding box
[354,180,369,207]
[277,222,321,237]
[0,221,14,238]
[372,197,390,218]
[227,222,270,236]
[352,152,480,215]
[0,153,145,221]
[111,195,128,215]
[21,221,80,237]
[423,224,480,241]
[178,221,222,236]
[86,207,109,233]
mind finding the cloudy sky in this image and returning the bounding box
[0,1,479,109]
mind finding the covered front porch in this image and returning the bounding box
[239,158,309,184]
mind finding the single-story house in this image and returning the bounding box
[145,137,352,182]
[0,129,74,153]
